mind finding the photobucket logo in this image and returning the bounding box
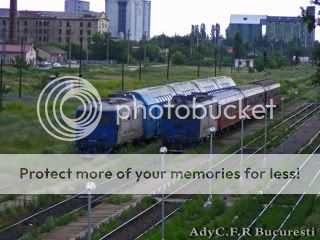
[116,98,276,124]
[37,76,102,141]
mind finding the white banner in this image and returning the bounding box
[0,154,319,195]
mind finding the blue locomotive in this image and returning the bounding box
[75,76,281,153]
[76,96,144,153]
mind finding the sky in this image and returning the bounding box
[0,0,318,39]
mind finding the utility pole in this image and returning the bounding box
[19,37,23,98]
[214,23,220,77]
[139,40,142,80]
[86,38,89,63]
[143,32,147,61]
[127,29,131,65]
[197,37,200,78]
[68,40,71,68]
[1,40,5,112]
[122,42,125,91]
[106,37,109,64]
[160,147,168,240]
[167,45,170,80]
[85,182,96,240]
[79,38,83,77]
[219,45,222,72]
[0,59,3,112]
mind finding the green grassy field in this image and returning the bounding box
[0,64,316,154]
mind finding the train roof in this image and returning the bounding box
[190,78,220,93]
[251,79,281,91]
[170,93,217,107]
[76,97,143,112]
[166,81,200,96]
[209,89,244,104]
[131,85,176,105]
[212,76,237,89]
[238,84,265,97]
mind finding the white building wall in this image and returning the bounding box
[106,0,119,38]
[143,1,151,39]
[105,0,151,40]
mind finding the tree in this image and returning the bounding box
[234,33,243,59]
[200,23,207,40]
[301,2,319,85]
[210,25,216,43]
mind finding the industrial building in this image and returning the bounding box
[65,0,90,13]
[227,6,316,49]
[0,9,109,47]
[227,15,267,44]
[106,0,151,40]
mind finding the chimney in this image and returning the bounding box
[9,0,18,44]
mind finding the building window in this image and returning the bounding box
[24,21,27,26]
[44,29,47,34]
[39,29,42,34]
[59,29,62,35]
[67,21,70,27]
[2,20,6,26]
[58,37,62,42]
[38,36,42,41]
[39,21,42,26]
[59,21,62,27]
[80,22,83,28]
[66,29,71,35]
[67,37,70,43]
[88,22,91,28]
[80,30,83,35]
[88,30,91,35]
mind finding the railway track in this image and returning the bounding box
[0,194,108,240]
[241,102,320,154]
[236,144,320,240]
[93,102,320,240]
[97,196,190,240]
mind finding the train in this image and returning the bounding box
[75,77,281,153]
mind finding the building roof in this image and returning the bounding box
[0,44,34,53]
[267,16,302,23]
[36,46,67,55]
[0,9,107,20]
[230,15,267,25]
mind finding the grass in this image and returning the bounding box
[105,195,133,205]
[0,195,65,229]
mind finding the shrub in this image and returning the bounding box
[171,51,186,65]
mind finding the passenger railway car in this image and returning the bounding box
[166,82,200,96]
[213,76,237,90]
[76,97,144,153]
[238,84,265,117]
[209,89,245,130]
[161,93,218,150]
[130,86,176,139]
[252,79,281,106]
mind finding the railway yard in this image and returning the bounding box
[0,64,319,239]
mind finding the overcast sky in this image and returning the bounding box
[0,0,318,39]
